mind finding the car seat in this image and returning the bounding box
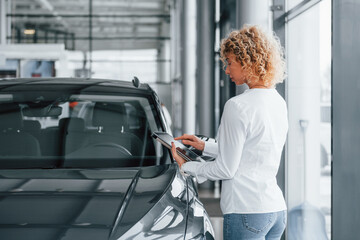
[0,104,41,156]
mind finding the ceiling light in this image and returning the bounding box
[24,29,36,35]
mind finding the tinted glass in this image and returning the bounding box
[0,89,168,169]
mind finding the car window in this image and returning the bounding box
[0,91,169,169]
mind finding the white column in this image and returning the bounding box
[235,0,272,95]
[236,0,271,29]
[182,0,197,134]
[157,22,171,84]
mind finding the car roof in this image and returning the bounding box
[0,78,153,93]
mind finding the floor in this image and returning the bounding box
[209,217,223,240]
[198,188,223,240]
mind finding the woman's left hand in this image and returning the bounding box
[171,142,186,168]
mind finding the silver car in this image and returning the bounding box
[0,78,215,240]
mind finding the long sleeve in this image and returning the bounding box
[184,89,288,213]
[181,100,248,183]
[203,141,218,157]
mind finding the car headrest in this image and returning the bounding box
[92,102,127,132]
[23,120,41,131]
[0,103,23,131]
[59,118,85,132]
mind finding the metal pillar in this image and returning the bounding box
[88,0,93,76]
[196,0,215,137]
[333,1,360,238]
[272,3,286,240]
[0,0,6,45]
[158,22,171,84]
[219,0,237,116]
[235,0,272,95]
[181,0,197,134]
[170,0,183,136]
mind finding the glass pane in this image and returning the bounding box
[90,49,159,82]
[0,60,19,78]
[20,60,55,78]
[10,0,89,50]
[0,88,166,168]
[8,0,169,79]
[286,0,331,239]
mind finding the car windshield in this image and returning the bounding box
[0,89,169,169]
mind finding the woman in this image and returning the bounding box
[171,25,288,240]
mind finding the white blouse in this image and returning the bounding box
[182,88,288,214]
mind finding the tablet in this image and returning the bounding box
[151,131,201,162]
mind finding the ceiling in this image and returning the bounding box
[9,0,171,51]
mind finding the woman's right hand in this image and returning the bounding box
[174,134,205,151]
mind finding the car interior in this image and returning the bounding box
[0,98,162,168]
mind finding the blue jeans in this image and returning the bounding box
[223,211,287,240]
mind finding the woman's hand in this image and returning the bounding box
[175,134,205,151]
[171,142,186,168]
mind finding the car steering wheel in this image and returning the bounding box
[84,142,132,156]
[65,142,133,158]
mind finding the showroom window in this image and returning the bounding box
[6,0,169,82]
[285,0,331,239]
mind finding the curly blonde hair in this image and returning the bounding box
[220,25,286,87]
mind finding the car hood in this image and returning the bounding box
[0,164,176,240]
